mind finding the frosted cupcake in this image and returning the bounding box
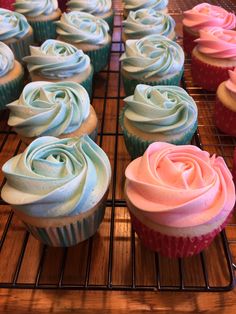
[23,39,93,98]
[1,135,111,247]
[125,142,235,257]
[7,81,98,144]
[192,27,236,92]
[56,11,111,73]
[122,9,176,42]
[14,0,61,44]
[183,3,236,55]
[120,35,184,96]
[67,0,114,32]
[0,8,34,62]
[120,84,198,159]
[0,42,24,110]
[215,68,236,137]
[123,0,168,18]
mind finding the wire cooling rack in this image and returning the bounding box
[0,0,236,292]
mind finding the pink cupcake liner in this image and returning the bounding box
[183,27,198,56]
[215,97,236,137]
[191,54,234,91]
[129,211,231,258]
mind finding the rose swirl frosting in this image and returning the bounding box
[23,39,90,78]
[67,0,112,15]
[124,0,168,12]
[0,42,14,77]
[7,81,90,137]
[14,0,58,17]
[1,135,111,217]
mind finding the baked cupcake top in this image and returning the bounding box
[120,35,184,80]
[124,0,168,12]
[195,27,236,59]
[7,81,90,137]
[225,68,236,95]
[183,3,236,32]
[123,84,197,134]
[56,11,110,45]
[0,42,15,77]
[123,9,175,40]
[23,39,90,78]
[125,142,235,230]
[14,0,58,17]
[67,0,112,15]
[1,135,111,217]
[0,8,30,40]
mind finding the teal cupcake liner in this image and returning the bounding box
[85,41,111,73]
[0,71,24,110]
[80,66,94,99]
[29,19,58,44]
[119,106,198,159]
[121,68,184,96]
[8,31,34,62]
[104,13,114,32]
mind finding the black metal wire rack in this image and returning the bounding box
[0,0,236,292]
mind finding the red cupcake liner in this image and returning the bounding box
[191,54,234,91]
[129,211,231,258]
[215,97,236,137]
[183,27,198,56]
[1,0,14,10]
[232,148,236,185]
[58,0,67,12]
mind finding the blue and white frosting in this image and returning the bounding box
[14,0,58,17]
[67,0,112,15]
[0,42,14,77]
[124,0,168,12]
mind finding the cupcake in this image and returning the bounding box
[120,84,198,159]
[0,8,34,62]
[215,68,236,136]
[232,148,236,184]
[183,3,236,55]
[7,81,98,144]
[14,0,61,44]
[125,142,235,258]
[1,135,111,247]
[191,27,236,92]
[122,9,176,42]
[123,0,168,18]
[67,0,114,32]
[56,11,111,73]
[0,42,24,110]
[23,39,94,98]
[120,35,184,96]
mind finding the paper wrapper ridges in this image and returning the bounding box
[215,97,236,137]
[85,41,111,73]
[29,19,58,44]
[183,27,198,56]
[8,31,34,63]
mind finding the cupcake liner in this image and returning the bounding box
[215,97,236,137]
[14,190,108,247]
[183,27,198,56]
[191,54,233,92]
[104,13,114,32]
[58,0,67,12]
[8,31,34,62]
[121,68,184,96]
[0,72,24,110]
[29,19,58,44]
[85,41,111,73]
[80,66,94,99]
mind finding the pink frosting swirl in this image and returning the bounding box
[125,142,235,228]
[225,68,236,94]
[195,27,236,59]
[183,3,236,32]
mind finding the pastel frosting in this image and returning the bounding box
[125,142,235,228]
[1,135,111,217]
[23,39,90,78]
[195,27,236,60]
[14,0,58,17]
[0,8,30,40]
[56,11,110,45]
[183,3,236,32]
[124,0,168,12]
[124,84,197,134]
[123,9,175,39]
[120,35,184,80]
[7,81,90,137]
[0,42,14,77]
[67,0,112,15]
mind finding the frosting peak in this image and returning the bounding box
[0,42,14,77]
[14,0,58,17]
[67,0,112,15]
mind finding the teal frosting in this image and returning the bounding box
[7,81,90,137]
[0,42,14,77]
[67,0,112,15]
[124,84,197,134]
[1,135,111,217]
[14,0,58,17]
[0,8,30,40]
[120,35,184,80]
[56,11,110,44]
[123,9,175,40]
[23,39,90,78]
[124,0,168,11]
